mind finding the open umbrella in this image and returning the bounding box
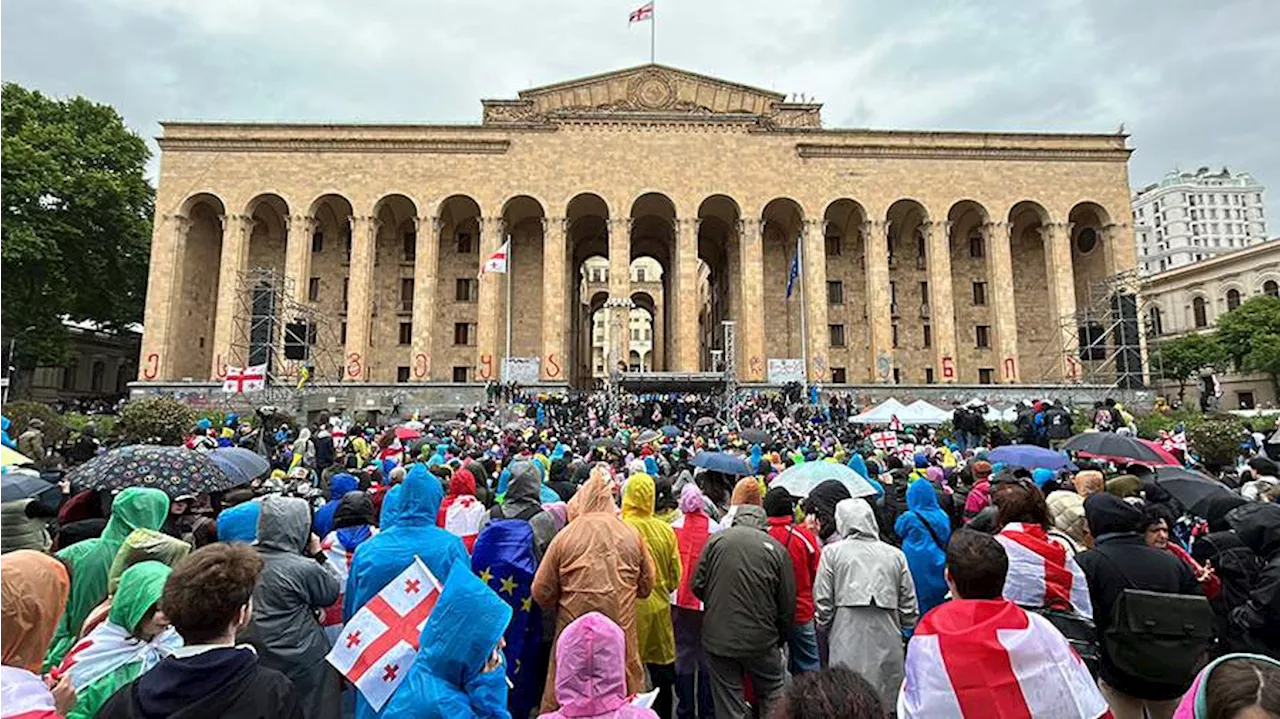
[1,469,56,503]
[695,417,717,428]
[1138,439,1181,466]
[394,426,423,441]
[691,451,751,475]
[66,445,239,499]
[1151,466,1239,516]
[207,447,270,487]
[740,429,772,446]
[987,445,1075,472]
[635,429,663,445]
[0,446,33,468]
[660,425,680,438]
[1062,433,1167,465]
[771,462,878,499]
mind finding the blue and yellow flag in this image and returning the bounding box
[472,515,542,717]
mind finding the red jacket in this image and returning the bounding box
[767,517,820,624]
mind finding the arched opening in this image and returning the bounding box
[568,193,610,388]
[886,199,930,383]
[1147,305,1164,338]
[500,196,547,372]
[1009,200,1054,379]
[948,200,991,383]
[1226,288,1242,312]
[823,199,868,382]
[230,193,292,376]
[1193,296,1209,328]
[697,195,743,373]
[1265,280,1280,298]
[435,195,482,382]
[761,198,805,363]
[630,268,663,370]
[628,303,654,371]
[307,194,355,380]
[1069,202,1114,307]
[630,193,676,371]
[172,193,226,379]
[369,194,419,383]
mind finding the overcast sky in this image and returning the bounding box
[4,0,1278,221]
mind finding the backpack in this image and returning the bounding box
[1100,555,1214,684]
[1027,606,1101,678]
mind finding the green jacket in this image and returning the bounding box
[65,560,173,719]
[44,487,169,670]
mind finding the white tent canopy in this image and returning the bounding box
[850,398,910,424]
[903,399,953,425]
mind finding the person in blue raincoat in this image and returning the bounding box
[382,559,513,719]
[893,479,952,615]
[313,472,359,537]
[345,462,466,719]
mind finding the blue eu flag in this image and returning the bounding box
[472,517,542,717]
[786,250,800,298]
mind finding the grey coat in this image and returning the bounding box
[813,498,918,707]
[478,459,558,560]
[249,495,342,719]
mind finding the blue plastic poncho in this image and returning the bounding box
[893,479,952,615]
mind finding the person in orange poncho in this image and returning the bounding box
[2,550,73,717]
[532,466,655,715]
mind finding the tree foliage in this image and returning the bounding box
[3,401,68,444]
[1216,295,1280,398]
[117,396,195,446]
[1156,333,1227,403]
[1185,414,1250,470]
[1,83,154,367]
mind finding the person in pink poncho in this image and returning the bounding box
[537,612,658,719]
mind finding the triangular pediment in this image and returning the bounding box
[482,64,819,127]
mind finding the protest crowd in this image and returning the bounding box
[2,388,1279,719]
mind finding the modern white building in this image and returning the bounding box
[1132,167,1267,276]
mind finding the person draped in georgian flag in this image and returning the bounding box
[899,529,1111,719]
[319,492,379,646]
[436,467,485,552]
[991,477,1093,619]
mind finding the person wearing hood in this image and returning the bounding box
[536,612,660,719]
[621,473,681,718]
[58,562,181,719]
[894,479,952,615]
[532,468,655,716]
[312,472,359,538]
[248,495,342,719]
[319,492,378,645]
[763,487,822,675]
[290,427,316,470]
[479,460,559,560]
[78,529,191,641]
[801,479,852,547]
[45,487,170,671]
[382,559,513,719]
[691,503,795,719]
[438,467,485,551]
[1170,652,1280,719]
[962,461,993,521]
[814,498,917,707]
[217,498,262,543]
[2,550,72,719]
[1077,494,1202,716]
[347,454,467,707]
[721,477,762,528]
[1226,502,1280,659]
[95,543,304,719]
[670,484,721,719]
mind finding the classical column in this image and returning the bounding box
[141,214,191,381]
[343,215,379,382]
[410,216,439,382]
[738,218,766,381]
[209,214,252,380]
[673,217,700,372]
[541,216,568,382]
[284,214,316,305]
[475,216,504,382]
[606,217,633,371]
[801,218,830,382]
[925,221,958,382]
[863,220,894,382]
[982,221,1020,383]
[1041,221,1079,381]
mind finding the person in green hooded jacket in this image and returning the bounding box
[57,560,182,719]
[43,487,170,670]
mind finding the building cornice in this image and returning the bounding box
[156,136,514,154]
[796,143,1132,163]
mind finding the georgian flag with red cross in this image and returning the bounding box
[221,363,267,393]
[870,430,898,450]
[326,557,443,711]
[629,1,653,23]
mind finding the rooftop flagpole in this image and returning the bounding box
[651,1,656,63]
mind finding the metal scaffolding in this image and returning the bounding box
[1031,269,1152,391]
[720,320,739,428]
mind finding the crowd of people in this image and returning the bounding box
[2,387,1279,719]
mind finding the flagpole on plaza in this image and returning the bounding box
[504,233,513,364]
[797,231,809,388]
[650,2,656,63]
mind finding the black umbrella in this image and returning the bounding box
[740,429,772,445]
[1152,466,1239,516]
[1062,433,1166,464]
[695,417,717,428]
[66,445,236,499]
[1,470,56,503]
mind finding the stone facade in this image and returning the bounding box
[1144,238,1280,409]
[139,64,1137,389]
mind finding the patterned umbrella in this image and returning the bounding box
[66,444,237,498]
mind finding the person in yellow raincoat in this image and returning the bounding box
[622,472,681,718]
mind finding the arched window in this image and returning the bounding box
[90,361,106,392]
[1265,280,1279,298]
[1148,306,1164,337]
[1193,296,1209,328]
[1226,288,1241,311]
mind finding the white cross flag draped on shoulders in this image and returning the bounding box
[222,364,267,393]
[326,557,443,711]
[479,239,509,277]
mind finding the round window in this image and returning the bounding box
[1076,227,1098,254]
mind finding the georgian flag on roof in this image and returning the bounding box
[629,2,653,23]
[326,557,443,711]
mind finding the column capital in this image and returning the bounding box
[675,216,700,233]
[289,213,316,229]
[737,218,764,240]
[544,215,569,235]
[980,221,1011,240]
[608,216,633,232]
[1039,221,1074,242]
[921,219,952,235]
